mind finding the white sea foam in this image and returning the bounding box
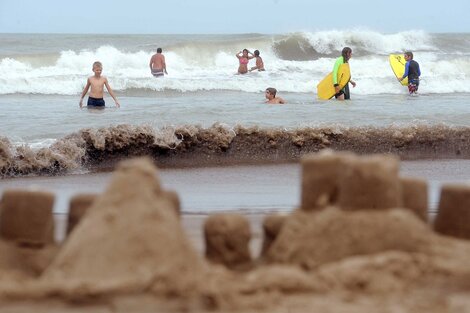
[301,29,435,55]
[0,31,468,95]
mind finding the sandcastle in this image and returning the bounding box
[1,152,470,312]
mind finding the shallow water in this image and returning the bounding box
[2,92,470,146]
[2,32,470,181]
[1,160,469,214]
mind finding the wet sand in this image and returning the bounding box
[2,159,470,214]
[0,163,301,214]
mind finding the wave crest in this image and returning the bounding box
[273,30,435,60]
[2,123,470,177]
[1,31,469,95]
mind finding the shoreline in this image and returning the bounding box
[1,163,301,214]
[5,123,470,178]
[3,159,470,214]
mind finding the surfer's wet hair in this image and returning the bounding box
[266,87,277,96]
[404,51,414,59]
[342,47,352,62]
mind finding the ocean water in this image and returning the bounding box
[1,31,470,177]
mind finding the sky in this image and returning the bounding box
[1,0,470,34]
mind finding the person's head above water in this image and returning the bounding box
[254,50,260,57]
[404,51,414,60]
[265,87,277,98]
[92,61,102,70]
[92,61,103,75]
[341,47,352,62]
[157,48,162,53]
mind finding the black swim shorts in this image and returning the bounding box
[87,97,105,108]
[334,90,345,99]
[334,84,350,100]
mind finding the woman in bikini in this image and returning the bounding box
[236,49,254,74]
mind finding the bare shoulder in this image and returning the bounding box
[266,98,285,105]
[271,97,285,104]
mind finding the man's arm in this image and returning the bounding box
[401,62,410,80]
[332,57,343,93]
[162,55,168,74]
[79,78,91,108]
[332,57,342,85]
[149,55,154,70]
[104,78,120,108]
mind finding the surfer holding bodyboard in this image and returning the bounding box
[332,47,357,100]
[398,51,421,94]
[316,47,356,100]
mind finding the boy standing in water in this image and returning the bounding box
[149,48,168,77]
[399,51,421,94]
[265,87,286,104]
[250,50,265,72]
[333,47,356,100]
[79,61,120,109]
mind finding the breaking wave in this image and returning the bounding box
[2,123,470,177]
[1,31,469,95]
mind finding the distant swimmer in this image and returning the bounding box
[265,87,286,104]
[333,47,356,100]
[249,50,265,72]
[398,51,421,94]
[79,61,120,109]
[149,48,168,77]
[236,49,254,74]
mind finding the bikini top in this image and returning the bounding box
[239,58,249,65]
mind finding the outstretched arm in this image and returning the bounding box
[79,79,91,108]
[400,62,410,81]
[104,78,120,108]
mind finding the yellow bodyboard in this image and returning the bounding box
[316,63,351,100]
[389,54,408,86]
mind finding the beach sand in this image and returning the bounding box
[2,159,470,252]
[2,157,470,312]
